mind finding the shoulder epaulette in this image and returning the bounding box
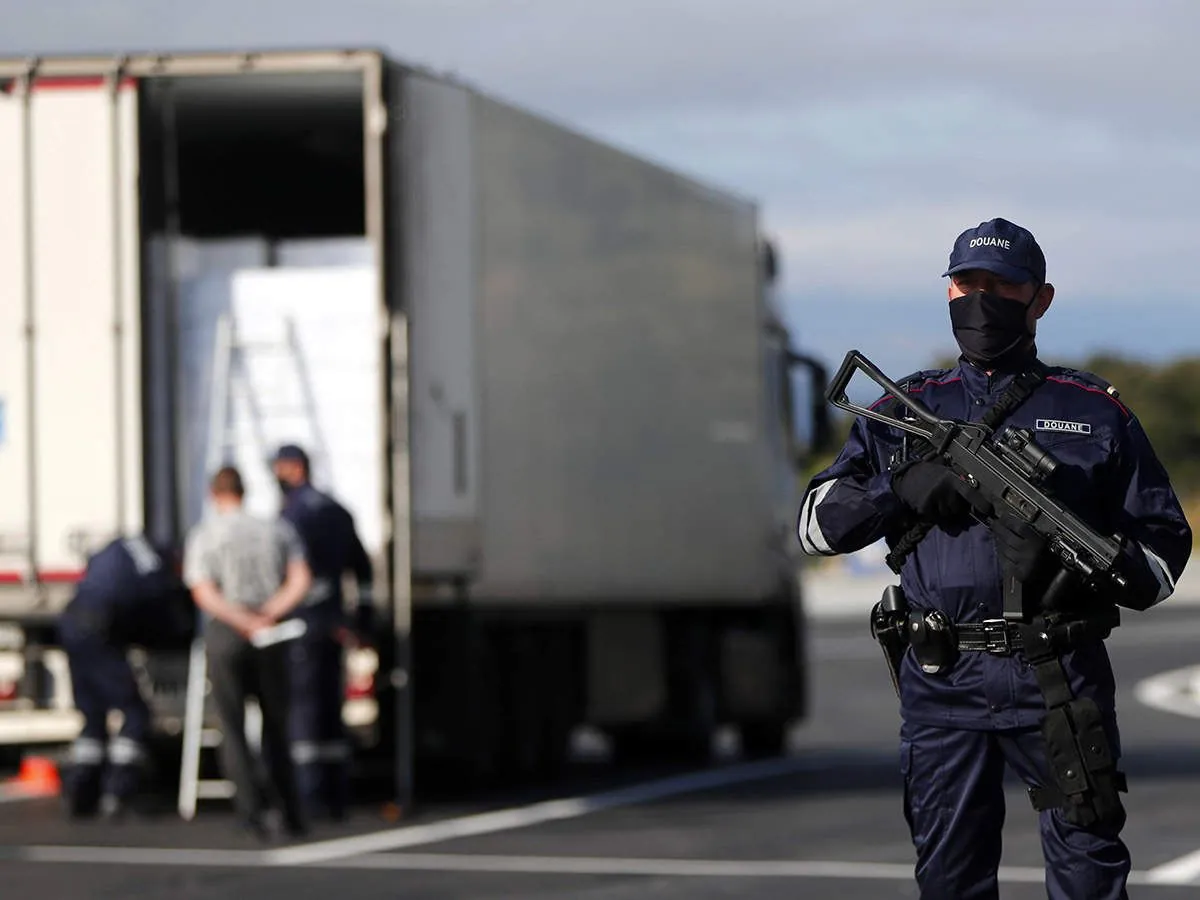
[896,368,952,392]
[1045,365,1122,400]
[868,367,952,412]
[1042,364,1130,416]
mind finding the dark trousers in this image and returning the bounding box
[59,607,150,801]
[61,621,150,744]
[900,719,1130,900]
[205,620,304,827]
[288,626,350,818]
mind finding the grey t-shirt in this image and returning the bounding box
[183,507,306,609]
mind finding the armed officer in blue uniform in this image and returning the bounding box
[271,444,375,822]
[57,534,194,818]
[797,218,1192,899]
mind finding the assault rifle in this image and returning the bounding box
[826,350,1128,617]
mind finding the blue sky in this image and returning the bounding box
[4,0,1198,382]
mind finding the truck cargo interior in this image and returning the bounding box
[138,71,366,239]
[134,70,378,545]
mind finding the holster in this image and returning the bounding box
[870,585,910,698]
[1019,615,1127,829]
[907,608,959,675]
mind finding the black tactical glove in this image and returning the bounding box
[992,513,1048,582]
[891,461,976,526]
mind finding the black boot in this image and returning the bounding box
[62,764,102,819]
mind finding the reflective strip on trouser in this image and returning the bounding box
[291,740,352,766]
[107,735,146,766]
[70,737,105,767]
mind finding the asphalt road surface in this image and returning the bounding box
[4,602,1200,899]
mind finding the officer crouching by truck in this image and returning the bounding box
[57,534,195,819]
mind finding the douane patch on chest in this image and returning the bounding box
[1035,418,1092,435]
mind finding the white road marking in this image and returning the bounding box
[1145,848,1200,885]
[0,784,55,804]
[1123,666,1200,886]
[263,755,821,866]
[8,845,266,866]
[287,853,1182,885]
[309,852,1008,881]
[0,846,1193,886]
[1133,665,1200,720]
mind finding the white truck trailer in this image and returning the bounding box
[0,48,830,799]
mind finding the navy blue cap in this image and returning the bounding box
[942,217,1046,285]
[272,444,310,466]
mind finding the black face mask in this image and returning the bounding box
[277,477,296,495]
[948,290,1033,368]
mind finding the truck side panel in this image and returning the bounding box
[0,86,31,583]
[0,78,142,591]
[467,93,776,603]
[399,74,482,578]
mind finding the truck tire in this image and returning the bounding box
[609,725,711,767]
[608,616,717,768]
[739,718,790,759]
[489,622,578,785]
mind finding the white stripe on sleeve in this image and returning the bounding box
[1138,542,1177,607]
[797,479,838,556]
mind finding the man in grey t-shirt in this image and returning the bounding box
[183,465,312,839]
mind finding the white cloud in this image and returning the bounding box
[4,0,1199,364]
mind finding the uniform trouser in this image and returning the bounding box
[900,718,1130,900]
[205,620,304,827]
[288,621,349,817]
[59,608,150,802]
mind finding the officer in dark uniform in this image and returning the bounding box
[57,534,194,818]
[271,444,374,822]
[797,217,1192,900]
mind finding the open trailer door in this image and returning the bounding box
[379,55,414,813]
[0,67,143,608]
[131,50,415,808]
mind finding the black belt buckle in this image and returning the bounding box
[982,618,1012,655]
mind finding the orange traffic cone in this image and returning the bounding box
[3,755,62,797]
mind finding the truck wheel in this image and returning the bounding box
[491,624,577,785]
[609,724,712,767]
[0,744,21,770]
[739,719,790,759]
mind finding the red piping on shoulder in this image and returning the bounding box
[1046,377,1130,417]
[869,376,963,411]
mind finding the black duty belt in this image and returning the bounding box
[954,618,1024,655]
[890,593,1127,828]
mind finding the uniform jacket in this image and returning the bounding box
[280,483,372,617]
[797,351,1192,730]
[67,535,194,646]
